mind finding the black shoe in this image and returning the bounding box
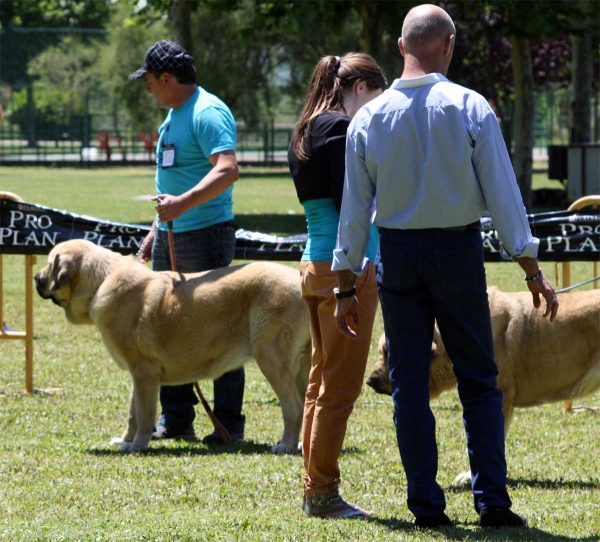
[201,430,243,445]
[479,507,528,528]
[415,513,452,528]
[152,425,197,441]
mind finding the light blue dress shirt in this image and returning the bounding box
[333,73,539,275]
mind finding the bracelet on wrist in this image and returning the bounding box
[524,268,542,281]
[333,286,357,299]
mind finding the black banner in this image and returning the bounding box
[480,211,599,262]
[0,199,150,256]
[0,198,305,260]
[0,198,598,262]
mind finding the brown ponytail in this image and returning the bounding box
[293,53,387,162]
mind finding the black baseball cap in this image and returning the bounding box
[128,39,194,81]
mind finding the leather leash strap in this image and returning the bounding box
[167,221,232,443]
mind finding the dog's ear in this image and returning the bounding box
[431,325,445,357]
[49,253,76,292]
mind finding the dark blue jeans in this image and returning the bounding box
[376,227,510,518]
[152,220,246,435]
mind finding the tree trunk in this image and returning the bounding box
[170,0,193,54]
[26,84,36,148]
[357,2,384,60]
[570,34,592,143]
[510,35,534,211]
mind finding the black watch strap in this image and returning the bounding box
[333,286,357,299]
[524,268,542,281]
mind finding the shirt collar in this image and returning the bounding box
[172,87,200,112]
[390,73,448,90]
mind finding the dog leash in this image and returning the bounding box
[167,221,233,443]
[555,275,600,294]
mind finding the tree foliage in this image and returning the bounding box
[0,0,112,86]
[1,0,598,158]
[95,2,167,133]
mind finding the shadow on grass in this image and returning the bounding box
[446,477,600,494]
[374,518,599,541]
[339,445,364,455]
[508,477,600,491]
[371,517,414,530]
[88,441,364,457]
[88,440,274,457]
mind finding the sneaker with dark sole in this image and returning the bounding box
[152,425,197,441]
[303,489,371,520]
[415,513,453,528]
[479,507,528,528]
[201,431,243,445]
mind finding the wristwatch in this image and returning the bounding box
[333,286,357,299]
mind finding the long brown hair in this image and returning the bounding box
[292,53,387,161]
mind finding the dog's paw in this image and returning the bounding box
[271,440,299,455]
[109,437,124,446]
[452,470,472,486]
[118,441,134,453]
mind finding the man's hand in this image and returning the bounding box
[517,257,559,322]
[527,272,559,322]
[334,269,360,337]
[334,296,360,338]
[153,194,186,223]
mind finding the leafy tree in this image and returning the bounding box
[27,36,99,113]
[0,0,112,86]
[480,0,592,209]
[5,36,103,144]
[95,2,167,134]
[4,0,597,171]
[121,0,365,125]
[0,0,112,145]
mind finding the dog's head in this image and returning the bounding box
[35,240,120,324]
[366,331,444,396]
[366,334,393,395]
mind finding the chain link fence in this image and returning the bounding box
[0,86,598,166]
[0,111,293,166]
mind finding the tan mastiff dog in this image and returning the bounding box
[367,287,600,483]
[35,240,311,454]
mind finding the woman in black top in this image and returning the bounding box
[288,53,386,519]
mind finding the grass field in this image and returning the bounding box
[1,167,599,541]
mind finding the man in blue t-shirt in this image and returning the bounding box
[129,39,245,444]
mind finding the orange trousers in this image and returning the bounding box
[299,261,379,498]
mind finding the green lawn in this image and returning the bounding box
[1,167,598,541]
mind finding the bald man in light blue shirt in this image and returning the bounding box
[332,4,558,529]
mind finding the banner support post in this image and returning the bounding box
[0,192,37,393]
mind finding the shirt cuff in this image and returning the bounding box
[500,237,540,261]
[331,248,368,275]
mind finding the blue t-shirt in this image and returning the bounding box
[302,198,379,263]
[156,87,237,232]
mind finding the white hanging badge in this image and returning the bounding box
[162,144,175,168]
